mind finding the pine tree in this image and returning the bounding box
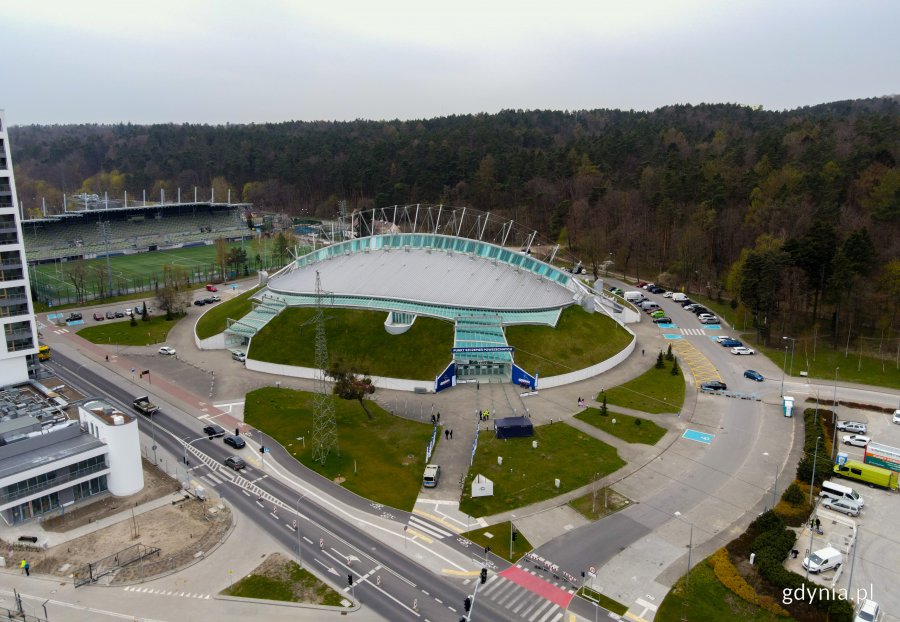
[600,393,608,416]
[671,358,679,376]
[656,351,665,369]
[666,344,674,361]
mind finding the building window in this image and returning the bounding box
[4,319,34,351]
[0,214,17,241]
[0,250,23,281]
[73,475,108,501]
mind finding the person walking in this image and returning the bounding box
[24,560,30,577]
[444,429,449,440]
[436,412,440,423]
[20,558,26,574]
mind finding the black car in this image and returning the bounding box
[114,310,125,318]
[194,299,206,306]
[105,310,115,319]
[652,316,672,324]
[680,299,694,307]
[224,435,246,449]
[649,286,665,294]
[203,424,226,439]
[66,312,83,321]
[692,307,711,315]
[701,380,728,391]
[204,297,217,304]
[224,456,247,471]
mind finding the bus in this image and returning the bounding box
[38,344,51,361]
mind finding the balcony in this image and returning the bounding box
[0,461,109,504]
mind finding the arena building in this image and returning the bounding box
[219,205,638,391]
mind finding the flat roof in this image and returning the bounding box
[0,431,105,481]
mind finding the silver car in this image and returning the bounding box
[836,421,867,434]
[822,497,861,517]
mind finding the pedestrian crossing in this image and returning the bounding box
[123,585,210,599]
[680,328,705,336]
[406,514,454,540]
[476,564,574,621]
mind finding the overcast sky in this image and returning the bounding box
[5,0,899,125]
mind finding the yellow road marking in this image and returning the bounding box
[405,528,434,544]
[672,340,722,386]
[442,569,480,576]
[412,509,463,533]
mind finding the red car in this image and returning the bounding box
[205,284,218,292]
[93,313,104,321]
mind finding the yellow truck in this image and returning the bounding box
[38,344,51,361]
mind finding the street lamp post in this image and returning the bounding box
[831,368,840,460]
[181,436,208,481]
[809,436,821,507]
[780,345,788,396]
[782,336,797,377]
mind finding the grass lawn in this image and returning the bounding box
[76,314,183,345]
[245,387,435,511]
[506,305,633,377]
[655,562,791,622]
[222,554,345,606]
[577,586,629,616]
[575,408,667,445]
[195,285,261,339]
[461,521,533,564]
[249,308,454,380]
[459,423,625,517]
[600,365,685,414]
[567,487,631,521]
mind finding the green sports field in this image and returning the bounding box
[29,243,292,306]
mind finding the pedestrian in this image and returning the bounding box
[444,429,449,440]
[431,414,436,425]
[235,427,240,436]
[641,349,645,356]
[436,412,440,423]
[477,380,480,390]
[24,561,30,577]
[105,354,109,362]
[815,518,821,532]
[20,558,26,574]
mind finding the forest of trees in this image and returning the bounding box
[9,99,900,347]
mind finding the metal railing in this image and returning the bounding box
[1,462,108,504]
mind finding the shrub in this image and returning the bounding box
[782,482,804,505]
[634,417,643,426]
[707,549,790,617]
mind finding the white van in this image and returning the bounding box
[423,464,441,488]
[820,480,864,507]
[802,546,842,574]
[624,291,644,303]
[672,292,688,302]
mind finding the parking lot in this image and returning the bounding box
[812,405,900,620]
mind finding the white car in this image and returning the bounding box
[836,421,867,434]
[699,316,720,324]
[730,347,755,355]
[854,599,880,622]
[663,291,673,298]
[842,434,870,447]
[158,346,177,356]
[893,410,900,424]
[715,335,733,343]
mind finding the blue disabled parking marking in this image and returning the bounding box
[663,333,683,340]
[708,335,720,342]
[704,324,722,330]
[683,429,714,444]
[47,313,63,320]
[66,320,85,326]
[658,323,677,329]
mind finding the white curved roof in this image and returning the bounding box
[267,246,575,311]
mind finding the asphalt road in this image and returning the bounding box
[48,350,576,622]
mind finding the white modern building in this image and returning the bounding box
[0,110,39,383]
[0,383,144,526]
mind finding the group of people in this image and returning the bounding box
[577,397,586,408]
[20,558,30,576]
[478,409,491,421]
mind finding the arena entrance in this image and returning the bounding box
[452,315,513,381]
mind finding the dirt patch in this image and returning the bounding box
[41,459,181,533]
[7,499,232,584]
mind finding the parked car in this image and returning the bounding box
[802,546,842,574]
[653,316,672,324]
[210,295,221,302]
[105,310,115,319]
[650,310,667,318]
[730,347,755,355]
[125,308,133,316]
[684,304,700,311]
[893,410,900,425]
[701,380,727,391]
[66,312,83,322]
[836,421,867,434]
[194,299,206,306]
[842,434,871,447]
[206,284,218,292]
[224,435,246,449]
[692,307,711,315]
[231,350,247,362]
[204,297,217,304]
[115,310,125,318]
[224,456,247,471]
[854,599,880,622]
[158,346,177,356]
[133,306,144,316]
[679,299,694,307]
[822,497,861,517]
[203,424,226,438]
[93,313,104,321]
[720,339,742,348]
[663,291,673,298]
[744,370,764,382]
[700,316,720,324]
[649,286,665,294]
[715,335,733,343]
